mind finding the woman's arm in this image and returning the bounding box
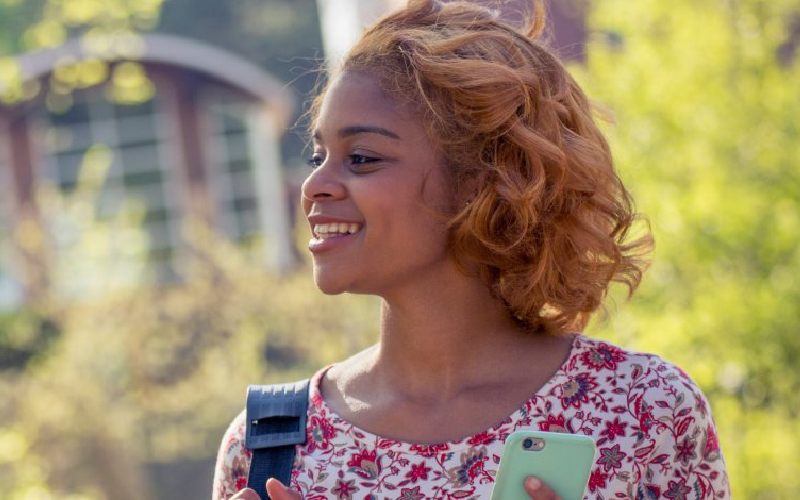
[211,411,252,500]
[639,371,730,499]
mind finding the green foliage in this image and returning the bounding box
[578,0,800,497]
[0,196,379,498]
[1,0,165,109]
[0,0,45,54]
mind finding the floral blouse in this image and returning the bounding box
[212,335,730,499]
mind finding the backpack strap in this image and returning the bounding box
[245,379,310,500]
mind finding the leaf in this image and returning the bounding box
[635,441,656,458]
[378,438,395,449]
[452,490,475,498]
[650,453,669,464]
[675,417,695,437]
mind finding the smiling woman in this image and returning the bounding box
[212,1,730,499]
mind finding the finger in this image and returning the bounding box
[524,477,562,500]
[266,478,302,500]
[230,488,262,500]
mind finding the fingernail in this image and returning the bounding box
[525,477,542,490]
[267,478,286,491]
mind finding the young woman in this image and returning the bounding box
[213,1,730,498]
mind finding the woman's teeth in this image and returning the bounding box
[313,223,362,238]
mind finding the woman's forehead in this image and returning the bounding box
[314,71,424,140]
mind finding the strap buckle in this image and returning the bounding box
[245,380,310,450]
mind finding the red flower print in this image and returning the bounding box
[448,448,488,486]
[597,444,626,471]
[704,424,721,460]
[696,394,709,417]
[600,416,628,443]
[230,455,248,490]
[588,469,608,493]
[580,343,627,370]
[642,484,661,498]
[467,430,497,446]
[538,414,569,433]
[664,479,692,499]
[332,478,357,500]
[559,373,598,409]
[397,486,425,500]
[674,436,698,466]
[347,449,381,479]
[638,409,655,436]
[307,415,338,452]
[410,443,449,458]
[406,463,431,483]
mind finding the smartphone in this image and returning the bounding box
[490,430,597,500]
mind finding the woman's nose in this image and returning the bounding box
[301,162,347,204]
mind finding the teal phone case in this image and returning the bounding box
[491,430,597,500]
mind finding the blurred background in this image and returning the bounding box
[0,0,798,498]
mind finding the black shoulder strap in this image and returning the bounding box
[245,379,310,500]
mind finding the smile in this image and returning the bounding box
[313,222,362,239]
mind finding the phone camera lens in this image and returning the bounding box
[523,438,534,449]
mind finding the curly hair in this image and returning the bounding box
[310,0,653,334]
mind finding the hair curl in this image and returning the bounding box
[311,0,653,334]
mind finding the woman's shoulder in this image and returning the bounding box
[560,335,728,496]
[565,334,723,458]
[569,334,705,390]
[560,334,717,434]
[211,409,250,499]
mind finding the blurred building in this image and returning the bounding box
[0,33,296,308]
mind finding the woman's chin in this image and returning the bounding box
[312,273,350,296]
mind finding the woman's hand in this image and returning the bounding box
[229,488,260,500]
[232,477,556,500]
[229,479,301,500]
[524,477,562,500]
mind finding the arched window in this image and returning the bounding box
[37,89,180,293]
[203,91,261,245]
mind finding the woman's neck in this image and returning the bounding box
[320,269,574,443]
[372,274,534,401]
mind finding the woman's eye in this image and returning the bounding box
[349,154,380,167]
[307,155,324,169]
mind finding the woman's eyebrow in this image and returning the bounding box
[312,125,402,143]
[339,125,402,140]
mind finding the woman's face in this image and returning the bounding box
[302,71,453,296]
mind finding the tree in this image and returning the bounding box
[579,0,800,497]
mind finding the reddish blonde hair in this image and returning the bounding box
[313,0,653,334]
